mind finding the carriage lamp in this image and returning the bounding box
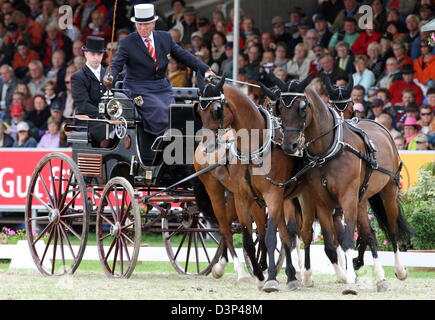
[106,99,123,118]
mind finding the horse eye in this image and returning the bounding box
[299,101,307,109]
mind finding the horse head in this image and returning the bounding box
[324,76,353,113]
[262,73,313,155]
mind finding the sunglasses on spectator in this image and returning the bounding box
[420,112,432,116]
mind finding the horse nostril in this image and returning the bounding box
[292,143,299,151]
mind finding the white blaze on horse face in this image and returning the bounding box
[373,258,385,282]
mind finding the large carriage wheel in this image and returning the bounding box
[243,224,285,277]
[162,213,224,275]
[96,177,141,278]
[25,152,90,276]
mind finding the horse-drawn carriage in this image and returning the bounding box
[24,85,232,278]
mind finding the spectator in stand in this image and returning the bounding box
[211,31,227,68]
[376,88,393,112]
[274,42,289,70]
[35,0,57,28]
[271,16,292,48]
[245,44,261,81]
[0,23,31,66]
[331,0,364,33]
[394,135,406,150]
[73,56,86,71]
[42,80,59,107]
[377,113,401,139]
[414,133,431,150]
[28,0,42,21]
[427,88,435,109]
[14,83,33,113]
[6,104,26,139]
[403,117,421,150]
[367,42,385,79]
[12,10,43,49]
[45,50,67,92]
[74,0,108,31]
[169,28,182,45]
[220,42,234,78]
[308,42,327,77]
[391,40,413,70]
[304,29,319,61]
[368,98,386,121]
[379,32,394,62]
[274,67,289,82]
[188,32,203,55]
[197,18,214,49]
[403,14,420,53]
[215,20,227,35]
[48,100,66,124]
[40,22,73,68]
[396,102,420,130]
[167,58,187,87]
[287,42,311,81]
[414,39,435,87]
[351,28,381,55]
[72,40,84,60]
[241,17,261,41]
[210,10,225,32]
[316,0,344,25]
[418,104,433,136]
[13,121,37,147]
[353,103,366,119]
[180,6,198,46]
[410,21,435,60]
[313,14,333,49]
[328,17,359,53]
[0,120,13,147]
[13,40,40,70]
[166,0,186,30]
[0,64,17,116]
[81,9,112,44]
[335,41,355,75]
[36,116,61,148]
[27,60,48,96]
[260,32,275,52]
[385,21,405,41]
[26,94,51,138]
[318,53,347,84]
[367,87,379,104]
[352,55,375,97]
[60,64,77,117]
[371,0,387,34]
[285,7,304,37]
[351,85,371,112]
[389,64,424,106]
[376,57,402,89]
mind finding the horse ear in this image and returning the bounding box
[344,76,353,97]
[267,71,287,91]
[259,82,279,101]
[324,76,335,96]
[217,74,226,92]
[197,72,205,94]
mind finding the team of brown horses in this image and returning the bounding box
[193,72,413,294]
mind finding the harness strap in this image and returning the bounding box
[244,166,267,208]
[319,165,342,216]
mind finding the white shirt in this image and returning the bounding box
[86,62,101,81]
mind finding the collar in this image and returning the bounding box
[86,63,101,79]
[142,32,155,46]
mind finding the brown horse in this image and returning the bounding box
[194,74,304,292]
[273,79,413,292]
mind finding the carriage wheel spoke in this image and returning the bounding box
[166,225,183,240]
[58,225,66,273]
[106,196,118,222]
[114,187,120,218]
[120,190,126,222]
[121,232,134,245]
[51,225,59,274]
[121,202,132,225]
[120,236,131,263]
[32,222,53,246]
[198,221,219,244]
[40,224,55,265]
[29,215,50,221]
[194,232,200,274]
[31,193,53,213]
[121,222,134,230]
[111,238,120,275]
[59,191,80,215]
[101,214,115,228]
[56,159,64,207]
[60,220,81,241]
[184,232,193,273]
[61,213,84,219]
[58,171,73,210]
[38,173,56,209]
[99,232,112,242]
[59,224,76,261]
[47,160,58,205]
[104,237,117,263]
[198,232,211,264]
[119,238,124,275]
[174,232,188,261]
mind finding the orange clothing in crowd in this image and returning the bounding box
[414,55,435,86]
[13,50,40,69]
[25,19,43,48]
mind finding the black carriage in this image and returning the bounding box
[24,85,229,278]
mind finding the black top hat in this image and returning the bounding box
[82,36,107,53]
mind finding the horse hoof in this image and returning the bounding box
[256,279,264,290]
[303,279,314,288]
[287,280,302,291]
[237,275,251,283]
[342,284,358,295]
[376,280,388,292]
[262,280,279,293]
[295,271,302,281]
[212,264,224,279]
[395,267,408,281]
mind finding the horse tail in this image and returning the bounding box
[368,193,414,244]
[191,177,218,225]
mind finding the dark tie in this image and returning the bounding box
[145,38,158,71]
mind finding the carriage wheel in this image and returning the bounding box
[162,213,224,275]
[243,225,285,277]
[96,177,141,278]
[25,152,90,276]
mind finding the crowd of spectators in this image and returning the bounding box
[0,0,433,151]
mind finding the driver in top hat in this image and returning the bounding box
[104,3,214,135]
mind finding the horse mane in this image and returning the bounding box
[223,84,259,114]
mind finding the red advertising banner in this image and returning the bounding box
[0,148,72,209]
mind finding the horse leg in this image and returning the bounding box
[332,209,346,271]
[284,198,302,280]
[300,201,315,287]
[357,200,388,292]
[252,204,268,272]
[317,206,348,284]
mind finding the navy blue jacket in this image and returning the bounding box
[111,30,209,84]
